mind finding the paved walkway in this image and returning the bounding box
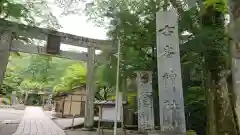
[12,106,66,135]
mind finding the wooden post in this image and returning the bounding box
[97,105,102,135]
[41,95,43,107]
[72,113,76,129]
[80,96,82,116]
[62,97,65,117]
[83,46,96,130]
[69,95,73,115]
[0,31,12,87]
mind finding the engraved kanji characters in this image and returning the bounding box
[140,73,149,84]
[162,100,174,131]
[158,25,175,36]
[162,68,177,87]
[136,71,154,132]
[162,44,176,58]
[157,10,186,133]
[162,99,181,132]
[158,25,176,58]
[172,100,181,128]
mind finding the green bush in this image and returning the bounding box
[2,98,10,105]
[186,130,197,135]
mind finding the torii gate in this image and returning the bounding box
[0,19,112,130]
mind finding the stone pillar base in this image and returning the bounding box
[82,127,96,131]
[147,130,185,135]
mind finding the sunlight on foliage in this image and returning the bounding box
[53,63,86,93]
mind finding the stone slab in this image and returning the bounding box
[12,106,66,135]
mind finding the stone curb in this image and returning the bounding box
[0,105,12,108]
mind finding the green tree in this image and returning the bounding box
[228,0,240,132]
[0,0,61,92]
[95,64,116,100]
[18,55,52,103]
[1,62,23,95]
[1,0,61,28]
[23,55,52,82]
[53,63,86,93]
[83,0,237,134]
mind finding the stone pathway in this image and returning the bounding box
[12,106,66,135]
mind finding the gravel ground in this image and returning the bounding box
[65,129,144,135]
[0,108,24,135]
[0,108,24,122]
[0,123,19,135]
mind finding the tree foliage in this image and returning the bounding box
[53,63,86,93]
[0,0,61,93]
[83,0,236,134]
[1,0,238,134]
[3,53,82,94]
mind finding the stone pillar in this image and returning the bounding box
[42,95,45,107]
[0,31,12,87]
[11,91,18,105]
[136,71,155,133]
[156,9,186,134]
[83,46,95,130]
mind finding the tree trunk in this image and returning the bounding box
[121,77,127,101]
[215,77,238,135]
[227,74,240,134]
[228,0,240,132]
[205,75,238,135]
[206,77,217,135]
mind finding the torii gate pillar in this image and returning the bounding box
[0,31,12,87]
[83,46,96,130]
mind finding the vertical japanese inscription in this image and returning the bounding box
[156,10,186,134]
[162,44,176,58]
[136,71,154,132]
[158,25,175,36]
[162,100,173,131]
[162,68,177,87]
[172,100,181,130]
[158,25,176,58]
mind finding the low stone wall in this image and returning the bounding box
[0,104,26,110]
[0,105,12,108]
[43,104,53,111]
[12,104,25,110]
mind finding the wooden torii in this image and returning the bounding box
[0,19,113,130]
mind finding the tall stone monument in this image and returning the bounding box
[156,9,186,134]
[136,71,154,133]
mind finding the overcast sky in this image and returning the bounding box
[48,1,107,53]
